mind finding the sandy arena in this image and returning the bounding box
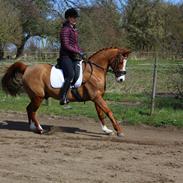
[0,111,182,183]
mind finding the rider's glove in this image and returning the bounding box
[79,52,87,60]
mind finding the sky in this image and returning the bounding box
[166,0,183,3]
[55,0,183,9]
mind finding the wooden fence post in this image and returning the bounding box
[150,55,158,115]
[45,98,50,106]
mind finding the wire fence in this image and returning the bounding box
[2,50,183,62]
[0,51,182,97]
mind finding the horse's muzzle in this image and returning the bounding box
[116,75,125,82]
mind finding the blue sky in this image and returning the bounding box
[55,0,183,9]
[166,0,182,3]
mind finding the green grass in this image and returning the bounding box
[0,90,182,127]
[0,58,183,127]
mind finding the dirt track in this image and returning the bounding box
[0,111,182,183]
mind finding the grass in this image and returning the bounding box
[0,90,182,127]
[0,58,183,127]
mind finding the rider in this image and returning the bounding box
[58,8,84,105]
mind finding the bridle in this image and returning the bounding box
[110,53,127,77]
[82,53,127,84]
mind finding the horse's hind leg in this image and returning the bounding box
[95,103,113,134]
[26,103,32,125]
[26,96,44,133]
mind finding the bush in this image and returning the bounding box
[174,65,183,98]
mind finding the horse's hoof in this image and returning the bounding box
[117,132,125,137]
[107,131,115,136]
[101,125,114,135]
[103,130,114,135]
[37,129,44,134]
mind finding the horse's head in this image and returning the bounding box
[110,48,131,82]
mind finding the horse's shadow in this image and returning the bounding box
[0,120,105,137]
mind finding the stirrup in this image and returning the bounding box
[59,98,69,105]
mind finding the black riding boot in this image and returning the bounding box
[59,79,70,105]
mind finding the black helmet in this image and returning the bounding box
[65,8,79,19]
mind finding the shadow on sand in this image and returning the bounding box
[0,120,106,138]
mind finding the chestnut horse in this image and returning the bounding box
[1,47,131,137]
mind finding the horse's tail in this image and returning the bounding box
[1,61,28,96]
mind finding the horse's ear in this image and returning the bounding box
[127,49,132,54]
[123,49,132,57]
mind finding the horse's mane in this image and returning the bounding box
[88,47,129,59]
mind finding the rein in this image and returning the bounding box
[81,60,106,85]
[82,60,113,85]
[87,61,118,74]
[87,60,108,72]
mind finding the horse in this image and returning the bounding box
[1,47,131,137]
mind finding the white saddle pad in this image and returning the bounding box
[50,61,83,88]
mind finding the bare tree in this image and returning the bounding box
[0,0,22,60]
[6,0,54,58]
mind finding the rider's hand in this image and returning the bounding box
[79,52,87,60]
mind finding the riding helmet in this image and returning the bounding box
[65,8,79,19]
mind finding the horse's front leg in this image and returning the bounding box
[95,103,114,135]
[94,95,124,137]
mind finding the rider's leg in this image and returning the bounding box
[59,57,74,105]
[71,60,80,85]
[59,79,71,105]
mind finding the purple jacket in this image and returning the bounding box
[59,21,81,59]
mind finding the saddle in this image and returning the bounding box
[50,61,83,88]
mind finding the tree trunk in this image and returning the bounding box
[15,35,30,59]
[0,43,4,60]
[16,44,25,58]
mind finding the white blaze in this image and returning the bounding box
[116,58,127,82]
[123,59,127,71]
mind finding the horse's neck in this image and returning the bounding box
[90,49,118,69]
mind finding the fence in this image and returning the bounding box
[0,51,183,113]
[2,50,183,62]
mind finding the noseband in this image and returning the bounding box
[110,53,127,76]
[115,70,127,77]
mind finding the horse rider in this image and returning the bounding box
[58,8,84,105]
